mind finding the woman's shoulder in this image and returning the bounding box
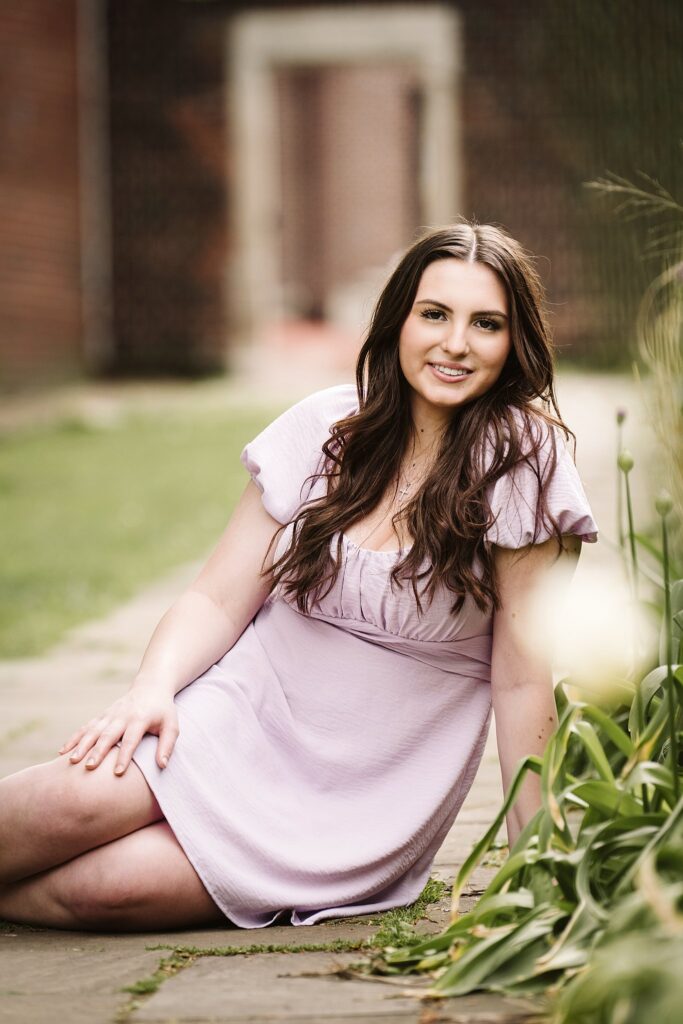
[506,403,566,448]
[250,383,359,455]
[240,384,358,525]
[483,404,598,546]
[283,383,359,426]
[481,404,568,473]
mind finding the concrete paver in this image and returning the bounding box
[130,950,540,1023]
[0,371,656,1022]
[0,932,162,1024]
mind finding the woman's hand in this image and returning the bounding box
[57,482,279,779]
[58,682,179,775]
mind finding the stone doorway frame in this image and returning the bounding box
[227,3,462,342]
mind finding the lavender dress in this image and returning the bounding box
[132,385,597,928]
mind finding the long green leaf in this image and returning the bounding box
[449,755,542,918]
[627,762,677,806]
[627,666,669,737]
[576,702,635,757]
[475,848,540,898]
[571,781,641,818]
[541,706,580,833]
[625,684,672,768]
[571,721,616,782]
[432,906,563,996]
[613,795,683,897]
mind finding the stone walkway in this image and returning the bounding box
[0,371,657,1023]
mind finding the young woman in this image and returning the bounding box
[0,222,597,932]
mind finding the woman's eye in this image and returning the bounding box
[420,308,446,321]
[474,318,499,332]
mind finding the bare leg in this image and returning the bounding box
[0,750,162,883]
[0,821,226,931]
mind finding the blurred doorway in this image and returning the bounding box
[228,4,462,375]
[277,63,421,326]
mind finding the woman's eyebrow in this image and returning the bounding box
[415,298,452,311]
[474,309,508,320]
[415,299,508,320]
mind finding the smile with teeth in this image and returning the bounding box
[430,364,473,378]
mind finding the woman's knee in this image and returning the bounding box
[56,861,145,929]
[2,755,108,839]
[52,824,223,931]
[0,752,161,884]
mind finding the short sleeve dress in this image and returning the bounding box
[132,384,598,928]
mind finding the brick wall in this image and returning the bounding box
[0,2,81,390]
[106,0,227,375]
[452,0,683,361]
[2,0,680,388]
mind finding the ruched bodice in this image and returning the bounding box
[270,525,494,681]
[131,385,598,930]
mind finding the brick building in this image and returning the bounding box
[1,0,681,389]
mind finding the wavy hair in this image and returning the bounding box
[270,221,571,615]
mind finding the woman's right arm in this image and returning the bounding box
[59,480,281,775]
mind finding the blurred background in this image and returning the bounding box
[1,0,681,391]
[0,0,681,663]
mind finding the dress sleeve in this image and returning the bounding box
[240,384,359,525]
[485,415,598,548]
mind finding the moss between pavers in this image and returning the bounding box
[116,877,447,1021]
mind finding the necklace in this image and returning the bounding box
[396,442,435,503]
[350,443,435,551]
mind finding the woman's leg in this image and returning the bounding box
[0,749,162,883]
[0,821,226,931]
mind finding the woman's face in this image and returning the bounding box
[398,258,512,427]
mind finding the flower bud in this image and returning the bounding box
[616,408,627,425]
[655,490,673,517]
[617,450,634,473]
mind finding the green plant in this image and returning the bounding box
[359,475,682,1019]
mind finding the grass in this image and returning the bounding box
[116,878,447,1017]
[0,405,279,658]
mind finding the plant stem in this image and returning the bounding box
[617,423,625,549]
[624,470,639,601]
[622,463,649,807]
[662,513,680,801]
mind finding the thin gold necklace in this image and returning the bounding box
[396,442,435,502]
[352,444,434,550]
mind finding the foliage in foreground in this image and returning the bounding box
[364,673,683,1015]
[361,490,683,1022]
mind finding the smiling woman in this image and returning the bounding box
[0,221,598,934]
[398,259,512,423]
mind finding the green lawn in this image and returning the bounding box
[0,404,279,658]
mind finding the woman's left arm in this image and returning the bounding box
[491,534,582,848]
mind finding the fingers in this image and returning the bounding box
[58,722,90,756]
[114,722,148,776]
[60,710,125,767]
[58,697,179,776]
[62,719,109,764]
[155,715,180,770]
[82,719,127,770]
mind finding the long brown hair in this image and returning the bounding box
[270,221,570,615]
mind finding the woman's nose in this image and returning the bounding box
[441,321,470,354]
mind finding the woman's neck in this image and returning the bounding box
[408,402,451,459]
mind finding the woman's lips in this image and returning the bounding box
[428,363,474,383]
